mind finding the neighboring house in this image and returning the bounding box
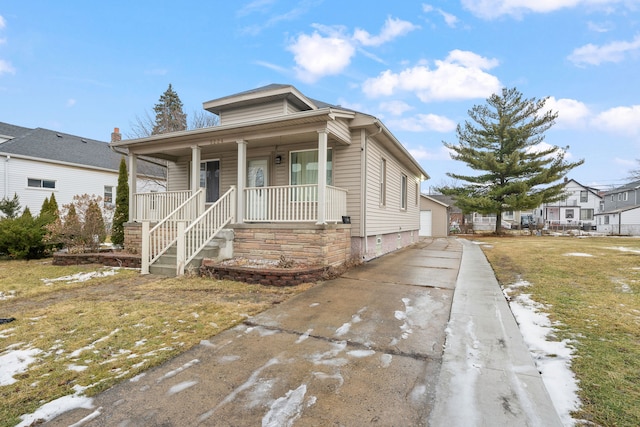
[595,179,640,235]
[419,195,449,237]
[0,122,166,220]
[111,84,429,275]
[537,178,603,229]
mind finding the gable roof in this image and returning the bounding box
[603,179,640,195]
[0,121,164,177]
[565,178,603,198]
[421,194,449,208]
[118,84,429,180]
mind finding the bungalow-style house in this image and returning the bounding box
[111,84,429,275]
[0,122,166,221]
[536,178,602,230]
[595,179,640,235]
[419,194,450,236]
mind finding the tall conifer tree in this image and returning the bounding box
[152,83,187,135]
[438,87,584,233]
[111,157,129,246]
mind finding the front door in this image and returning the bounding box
[247,159,268,220]
[200,160,220,203]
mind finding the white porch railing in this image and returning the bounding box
[141,189,204,274]
[178,187,236,275]
[134,190,195,221]
[244,185,348,223]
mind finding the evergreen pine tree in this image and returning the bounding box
[152,83,187,135]
[84,200,106,251]
[49,193,59,219]
[0,193,21,219]
[438,87,584,233]
[111,157,129,246]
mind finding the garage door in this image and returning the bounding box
[420,210,432,236]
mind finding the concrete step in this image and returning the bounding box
[150,240,224,277]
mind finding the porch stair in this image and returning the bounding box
[149,230,234,277]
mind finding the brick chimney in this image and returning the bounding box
[111,127,122,143]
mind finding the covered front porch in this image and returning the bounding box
[123,123,352,276]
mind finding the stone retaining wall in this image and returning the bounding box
[200,260,326,286]
[53,252,141,268]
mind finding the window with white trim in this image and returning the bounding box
[27,178,56,189]
[104,186,114,204]
[380,158,386,206]
[400,173,407,210]
[580,209,594,220]
[580,190,588,203]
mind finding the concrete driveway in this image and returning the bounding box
[46,238,461,426]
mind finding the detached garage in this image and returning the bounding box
[420,195,450,237]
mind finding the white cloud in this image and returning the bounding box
[288,32,355,83]
[545,97,591,128]
[378,100,413,116]
[362,50,501,102]
[66,99,76,107]
[423,4,459,28]
[461,0,626,19]
[353,17,419,47]
[527,142,572,159]
[409,145,453,161]
[388,113,457,132]
[287,16,418,83]
[568,34,640,66]
[0,59,15,75]
[0,15,5,29]
[587,21,614,33]
[254,60,289,73]
[592,105,640,135]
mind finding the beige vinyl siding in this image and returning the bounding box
[365,138,420,236]
[333,130,363,236]
[285,101,303,115]
[219,101,286,126]
[326,119,351,144]
[167,161,189,191]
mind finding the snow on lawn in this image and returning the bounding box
[0,347,42,386]
[605,246,640,254]
[41,267,120,285]
[503,280,581,427]
[563,252,593,257]
[16,384,95,427]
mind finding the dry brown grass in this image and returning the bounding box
[476,235,640,427]
[0,260,314,427]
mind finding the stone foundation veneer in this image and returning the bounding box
[123,221,352,267]
[232,223,352,267]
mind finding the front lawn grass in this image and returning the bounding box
[477,235,640,427]
[0,260,313,427]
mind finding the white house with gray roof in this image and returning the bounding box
[0,122,165,217]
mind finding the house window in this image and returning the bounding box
[104,186,114,204]
[565,209,574,219]
[618,193,623,201]
[380,158,386,206]
[580,191,588,203]
[604,215,609,225]
[27,178,56,189]
[580,209,594,221]
[611,195,615,202]
[400,174,407,210]
[623,192,628,201]
[290,148,333,186]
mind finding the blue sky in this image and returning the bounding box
[1,1,639,191]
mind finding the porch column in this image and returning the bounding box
[128,153,137,222]
[190,145,201,194]
[317,129,328,225]
[237,139,247,224]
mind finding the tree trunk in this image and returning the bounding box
[495,211,502,235]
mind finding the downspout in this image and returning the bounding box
[3,155,9,200]
[362,121,383,258]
